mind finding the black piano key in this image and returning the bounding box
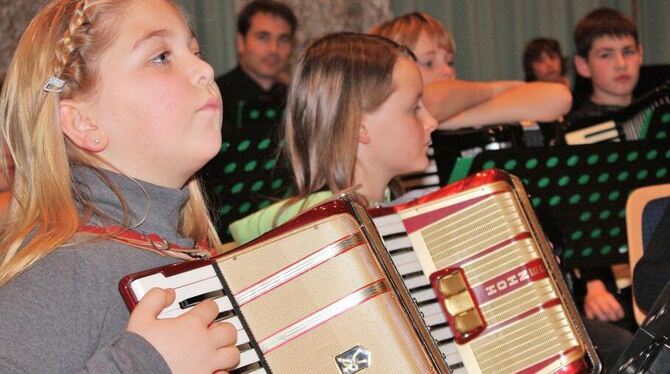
[215,309,236,321]
[390,246,415,255]
[229,361,263,374]
[408,283,433,293]
[402,270,425,280]
[179,289,226,309]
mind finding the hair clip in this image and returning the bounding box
[42,76,65,93]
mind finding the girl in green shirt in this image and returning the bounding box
[230,32,438,244]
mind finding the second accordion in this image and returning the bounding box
[371,169,601,374]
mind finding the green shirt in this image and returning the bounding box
[229,191,333,245]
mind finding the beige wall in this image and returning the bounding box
[0,0,49,77]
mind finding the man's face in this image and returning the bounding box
[237,12,293,89]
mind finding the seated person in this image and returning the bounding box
[229,32,437,244]
[566,7,641,333]
[522,37,570,87]
[567,7,643,125]
[369,12,572,129]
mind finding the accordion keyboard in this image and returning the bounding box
[127,264,267,374]
[373,213,467,374]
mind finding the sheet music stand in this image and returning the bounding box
[200,123,294,242]
[439,140,670,269]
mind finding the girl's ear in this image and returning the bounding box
[358,115,371,145]
[59,99,107,152]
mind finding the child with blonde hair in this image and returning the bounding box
[370,12,572,128]
[0,0,239,372]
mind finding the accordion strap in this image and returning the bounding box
[78,225,215,261]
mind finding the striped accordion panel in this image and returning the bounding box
[373,169,601,374]
[119,196,450,374]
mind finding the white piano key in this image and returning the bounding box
[130,265,217,297]
[404,274,430,289]
[442,351,463,367]
[411,287,437,303]
[170,276,224,308]
[373,218,405,237]
[391,250,420,267]
[221,315,243,330]
[430,325,454,341]
[246,368,267,374]
[236,329,250,346]
[238,348,261,368]
[394,259,423,275]
[213,294,234,312]
[384,236,413,252]
[422,306,447,326]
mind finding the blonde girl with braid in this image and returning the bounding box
[0,0,239,372]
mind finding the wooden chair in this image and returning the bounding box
[625,183,670,325]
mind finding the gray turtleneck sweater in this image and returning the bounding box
[0,168,197,373]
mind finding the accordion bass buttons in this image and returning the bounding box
[431,268,486,344]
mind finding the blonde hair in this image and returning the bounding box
[286,32,414,197]
[0,0,221,285]
[369,12,456,55]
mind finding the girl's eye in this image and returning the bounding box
[150,51,171,65]
[412,104,421,113]
[194,50,204,59]
[419,61,433,68]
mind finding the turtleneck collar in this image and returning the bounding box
[73,166,195,248]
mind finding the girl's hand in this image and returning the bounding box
[127,287,240,374]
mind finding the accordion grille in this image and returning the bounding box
[411,187,585,373]
[218,213,439,373]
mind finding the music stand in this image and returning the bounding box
[200,123,294,242]
[438,140,670,269]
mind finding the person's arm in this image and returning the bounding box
[423,80,525,123]
[434,82,572,129]
[0,250,238,374]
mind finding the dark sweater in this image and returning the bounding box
[633,204,670,313]
[0,168,192,373]
[215,65,287,129]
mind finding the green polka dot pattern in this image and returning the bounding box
[201,118,294,241]
[460,140,670,268]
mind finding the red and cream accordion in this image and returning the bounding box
[371,169,601,374]
[119,196,450,373]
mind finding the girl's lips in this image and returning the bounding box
[200,97,222,111]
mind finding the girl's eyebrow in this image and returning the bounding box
[132,29,173,50]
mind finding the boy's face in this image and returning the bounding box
[575,35,642,105]
[413,30,456,85]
